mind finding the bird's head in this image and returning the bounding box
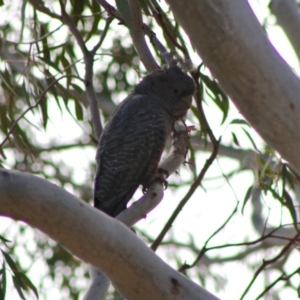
[134,66,195,119]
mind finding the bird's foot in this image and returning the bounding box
[158,167,169,178]
[142,170,169,193]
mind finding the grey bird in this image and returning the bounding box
[94,66,195,217]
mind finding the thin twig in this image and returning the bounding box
[3,141,92,153]
[0,75,74,150]
[128,0,159,71]
[28,0,61,20]
[59,0,88,53]
[84,54,103,140]
[148,0,189,58]
[96,0,176,67]
[28,0,104,140]
[240,231,300,299]
[254,267,300,300]
[142,24,176,67]
[96,0,124,22]
[59,0,103,139]
[91,17,113,55]
[179,202,239,272]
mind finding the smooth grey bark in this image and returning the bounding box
[0,169,219,300]
[167,0,300,175]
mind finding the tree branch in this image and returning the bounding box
[28,0,61,20]
[97,0,176,67]
[142,24,177,67]
[59,0,103,139]
[240,230,300,299]
[0,75,74,153]
[254,267,300,300]
[167,0,300,176]
[127,0,159,71]
[0,169,219,300]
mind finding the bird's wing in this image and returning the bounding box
[94,94,169,217]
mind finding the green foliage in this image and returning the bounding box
[116,0,132,29]
[259,162,300,231]
[0,247,38,299]
[0,261,7,300]
[242,185,253,214]
[229,118,251,127]
[198,70,229,124]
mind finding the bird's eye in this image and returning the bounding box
[173,89,178,94]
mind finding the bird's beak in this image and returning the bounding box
[181,95,193,108]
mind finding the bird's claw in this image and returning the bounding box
[142,170,169,193]
[158,168,168,189]
[158,167,169,178]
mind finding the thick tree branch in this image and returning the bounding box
[167,0,300,176]
[0,169,219,300]
[83,267,110,300]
